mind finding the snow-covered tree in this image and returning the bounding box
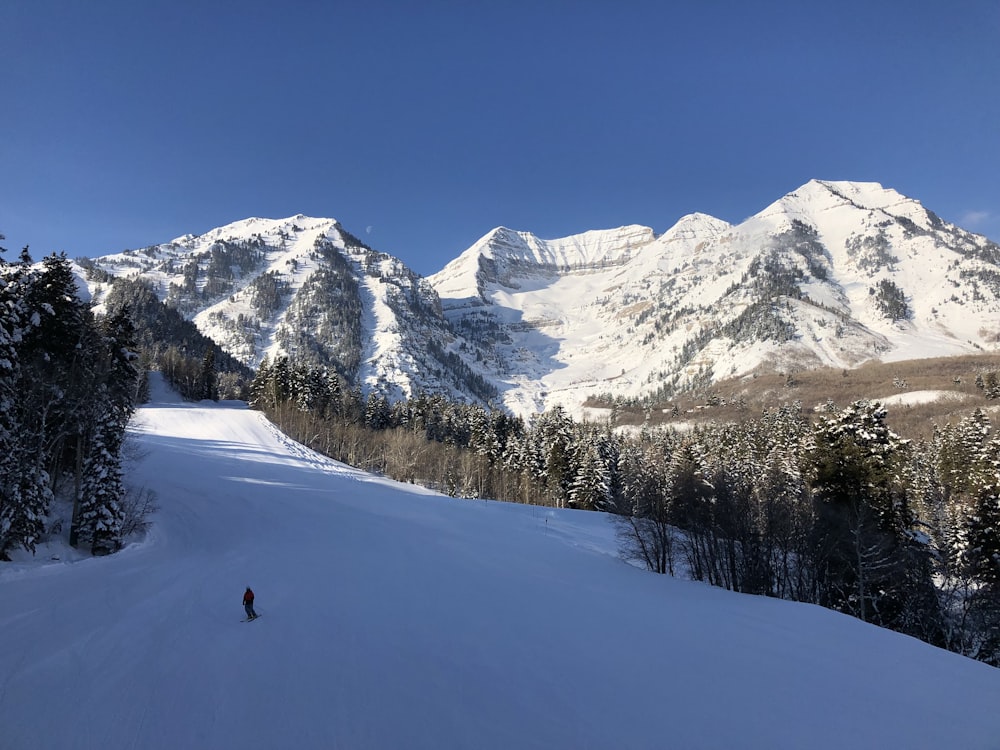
[72,308,139,553]
[960,437,1000,589]
[364,392,391,430]
[807,400,937,631]
[75,402,127,554]
[0,254,57,558]
[529,406,575,508]
[248,356,272,410]
[568,438,611,511]
[612,441,675,575]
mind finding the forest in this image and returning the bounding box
[0,246,142,559]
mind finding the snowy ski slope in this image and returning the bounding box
[2,376,1000,749]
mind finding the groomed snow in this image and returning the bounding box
[3,375,1000,749]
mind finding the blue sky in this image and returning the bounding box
[2,0,999,275]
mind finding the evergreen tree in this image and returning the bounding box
[569,438,611,511]
[0,259,59,558]
[248,356,272,410]
[75,404,127,554]
[364,393,391,430]
[0,255,28,558]
[531,406,575,508]
[0,255,92,557]
[200,349,217,401]
[612,441,675,574]
[1,251,143,559]
[73,308,139,553]
[962,438,1000,589]
[270,356,292,408]
[808,400,930,628]
[668,438,721,585]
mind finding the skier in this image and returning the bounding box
[243,587,258,620]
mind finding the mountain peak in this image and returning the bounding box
[170,215,338,247]
[660,212,732,242]
[745,179,930,234]
[806,179,914,210]
[430,224,657,297]
[471,224,656,265]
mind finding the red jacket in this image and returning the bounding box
[243,589,254,605]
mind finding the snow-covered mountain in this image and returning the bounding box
[79,215,492,403]
[4,376,999,748]
[77,180,1000,417]
[431,180,1000,415]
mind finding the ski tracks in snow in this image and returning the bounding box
[255,413,368,482]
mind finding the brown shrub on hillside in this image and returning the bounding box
[588,354,1000,440]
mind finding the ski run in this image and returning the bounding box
[3,374,1000,749]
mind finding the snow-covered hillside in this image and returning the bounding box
[3,376,1000,749]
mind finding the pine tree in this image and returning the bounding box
[0,256,26,558]
[75,403,127,554]
[0,259,61,558]
[531,406,575,508]
[270,356,291,408]
[962,438,1000,589]
[73,308,139,553]
[364,393,391,430]
[0,247,144,559]
[467,405,499,460]
[808,400,930,628]
[569,439,611,511]
[248,356,272,410]
[667,438,721,585]
[200,349,217,401]
[2,437,53,558]
[612,441,675,574]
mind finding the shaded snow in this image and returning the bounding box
[3,375,1000,749]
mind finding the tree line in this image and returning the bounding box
[99,276,253,401]
[250,357,1000,667]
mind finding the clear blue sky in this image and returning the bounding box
[3,0,999,275]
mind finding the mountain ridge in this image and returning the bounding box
[75,180,1000,418]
